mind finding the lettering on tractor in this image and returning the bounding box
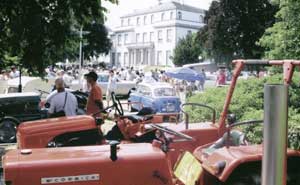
[41,174,100,184]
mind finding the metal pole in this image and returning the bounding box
[79,26,83,71]
[262,84,288,185]
[18,65,22,92]
[79,26,83,88]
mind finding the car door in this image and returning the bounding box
[128,85,143,111]
[139,86,154,110]
[97,74,108,95]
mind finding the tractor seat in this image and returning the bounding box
[122,107,156,123]
[203,130,246,156]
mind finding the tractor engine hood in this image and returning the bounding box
[3,143,173,185]
[17,115,97,149]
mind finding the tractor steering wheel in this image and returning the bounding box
[150,124,194,152]
[111,92,124,116]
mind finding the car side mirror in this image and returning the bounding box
[227,114,236,125]
[44,102,50,108]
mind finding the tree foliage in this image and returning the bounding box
[0,0,116,75]
[198,0,277,65]
[259,0,300,59]
[172,33,204,66]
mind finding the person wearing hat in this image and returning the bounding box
[85,71,103,116]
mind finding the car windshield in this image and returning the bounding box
[97,74,109,82]
[154,88,175,97]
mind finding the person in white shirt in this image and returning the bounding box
[106,70,117,106]
[126,67,136,81]
[48,78,78,117]
[9,66,20,79]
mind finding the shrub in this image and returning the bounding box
[186,73,300,149]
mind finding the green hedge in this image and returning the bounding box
[186,74,300,149]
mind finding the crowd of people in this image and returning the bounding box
[0,66,20,80]
[1,63,236,118]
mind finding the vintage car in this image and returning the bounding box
[128,82,181,114]
[0,92,47,143]
[0,89,88,143]
[3,76,54,95]
[97,72,136,97]
[3,60,300,185]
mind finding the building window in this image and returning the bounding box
[118,34,122,45]
[170,12,173,19]
[150,32,154,42]
[157,30,163,43]
[136,33,140,43]
[199,15,204,23]
[161,13,165,21]
[166,50,171,65]
[117,53,121,66]
[143,33,147,43]
[178,11,182,20]
[144,16,147,25]
[157,51,162,65]
[137,17,141,26]
[124,34,129,44]
[151,14,154,23]
[167,29,172,42]
[187,30,192,35]
[124,52,129,66]
[128,18,131,26]
[111,35,116,47]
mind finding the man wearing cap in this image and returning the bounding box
[85,71,103,116]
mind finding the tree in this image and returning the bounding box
[0,0,116,75]
[198,0,277,65]
[258,0,300,59]
[172,33,204,66]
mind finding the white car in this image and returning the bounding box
[97,72,136,97]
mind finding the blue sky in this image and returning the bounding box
[103,0,213,27]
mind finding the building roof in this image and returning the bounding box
[121,1,205,18]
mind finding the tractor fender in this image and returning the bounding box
[200,145,300,183]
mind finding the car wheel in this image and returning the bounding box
[0,117,19,143]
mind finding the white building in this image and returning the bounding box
[108,0,205,67]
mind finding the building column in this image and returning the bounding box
[128,49,131,67]
[147,49,151,66]
[134,49,137,66]
[141,49,144,65]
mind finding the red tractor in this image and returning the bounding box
[15,91,221,166]
[3,59,300,185]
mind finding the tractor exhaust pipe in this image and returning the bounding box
[262,84,288,185]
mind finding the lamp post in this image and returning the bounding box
[79,26,83,72]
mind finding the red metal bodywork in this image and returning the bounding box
[17,116,97,148]
[3,143,174,185]
[193,144,300,184]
